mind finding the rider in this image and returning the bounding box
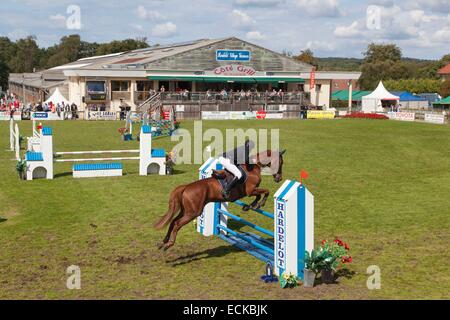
[218,139,256,199]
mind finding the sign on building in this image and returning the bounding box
[216,50,251,62]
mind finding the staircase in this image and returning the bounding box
[137,93,163,118]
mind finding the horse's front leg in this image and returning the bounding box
[242,188,269,211]
[251,188,270,210]
[242,193,261,211]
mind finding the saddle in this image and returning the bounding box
[212,165,247,191]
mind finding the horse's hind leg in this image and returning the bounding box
[163,214,197,251]
[158,211,183,250]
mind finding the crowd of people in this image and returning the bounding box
[0,92,79,119]
[158,86,304,103]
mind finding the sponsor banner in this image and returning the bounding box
[256,111,284,119]
[307,110,335,119]
[424,113,445,124]
[202,111,258,120]
[202,111,230,120]
[229,111,257,120]
[85,111,117,121]
[310,68,316,90]
[0,112,21,121]
[175,105,185,112]
[32,112,64,121]
[388,112,415,122]
[216,50,251,62]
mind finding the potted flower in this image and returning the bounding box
[303,250,321,288]
[280,272,302,289]
[317,239,352,284]
[19,135,24,149]
[16,159,27,180]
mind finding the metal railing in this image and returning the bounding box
[156,91,308,104]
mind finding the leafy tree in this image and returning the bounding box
[8,36,40,73]
[439,80,450,98]
[359,43,414,90]
[0,37,17,66]
[0,59,9,91]
[43,35,82,68]
[96,38,149,55]
[384,79,441,93]
[295,49,316,67]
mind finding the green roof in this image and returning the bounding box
[433,96,450,105]
[332,90,372,101]
[148,75,304,84]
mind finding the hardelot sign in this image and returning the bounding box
[216,50,251,62]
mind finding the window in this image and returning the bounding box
[87,81,106,93]
[111,81,130,92]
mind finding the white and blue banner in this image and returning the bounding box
[216,50,251,62]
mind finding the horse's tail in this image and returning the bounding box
[154,185,187,230]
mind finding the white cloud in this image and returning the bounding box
[151,22,178,38]
[293,0,342,18]
[231,9,256,30]
[334,21,362,38]
[246,30,266,40]
[306,40,336,52]
[135,6,166,21]
[49,14,66,28]
[235,0,284,7]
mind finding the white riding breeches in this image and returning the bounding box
[218,157,242,179]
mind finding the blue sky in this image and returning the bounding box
[1,0,449,59]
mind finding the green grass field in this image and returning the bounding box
[0,119,449,300]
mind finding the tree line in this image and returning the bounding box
[0,34,150,91]
[295,44,450,97]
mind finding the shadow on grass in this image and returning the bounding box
[54,172,73,179]
[167,245,242,267]
[0,217,7,223]
[314,269,356,286]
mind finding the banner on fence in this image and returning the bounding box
[388,112,415,122]
[32,112,64,121]
[256,111,284,119]
[424,113,445,124]
[86,111,117,121]
[202,111,258,120]
[0,112,21,121]
[307,110,335,119]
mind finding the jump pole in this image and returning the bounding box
[197,158,314,280]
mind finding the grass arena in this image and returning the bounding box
[1,119,449,299]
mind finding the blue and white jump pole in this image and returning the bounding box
[198,158,314,280]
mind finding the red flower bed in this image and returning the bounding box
[344,112,389,120]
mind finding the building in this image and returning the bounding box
[9,37,361,118]
[8,70,67,104]
[438,63,450,81]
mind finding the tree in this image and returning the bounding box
[384,79,441,93]
[0,37,16,66]
[359,43,413,90]
[439,80,450,98]
[96,38,149,55]
[0,59,9,91]
[8,36,40,73]
[43,35,82,68]
[295,49,316,67]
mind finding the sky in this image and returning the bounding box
[0,0,449,60]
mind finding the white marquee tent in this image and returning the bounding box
[44,88,69,105]
[361,81,399,113]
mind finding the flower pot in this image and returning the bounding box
[303,269,316,288]
[321,269,335,284]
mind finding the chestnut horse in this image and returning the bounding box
[154,150,285,251]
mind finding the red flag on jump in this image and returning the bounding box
[300,170,309,184]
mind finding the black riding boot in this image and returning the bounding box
[222,176,239,200]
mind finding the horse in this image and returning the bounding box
[154,150,285,251]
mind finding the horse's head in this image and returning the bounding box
[257,149,286,183]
